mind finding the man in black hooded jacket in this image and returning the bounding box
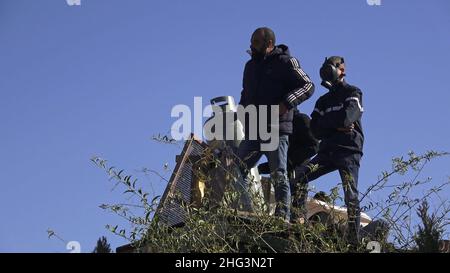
[236,27,314,220]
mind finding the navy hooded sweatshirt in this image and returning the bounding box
[239,44,315,137]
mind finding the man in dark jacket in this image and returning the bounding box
[236,27,315,220]
[290,56,364,245]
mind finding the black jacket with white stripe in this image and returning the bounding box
[239,45,314,135]
[310,80,364,155]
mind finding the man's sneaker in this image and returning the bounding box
[290,217,306,225]
[235,210,257,218]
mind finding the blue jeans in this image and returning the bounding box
[236,134,290,219]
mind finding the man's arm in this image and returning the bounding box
[239,62,251,106]
[239,88,248,107]
[281,57,315,110]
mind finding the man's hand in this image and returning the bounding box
[337,123,355,132]
[279,102,288,116]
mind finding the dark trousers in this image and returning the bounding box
[291,150,362,243]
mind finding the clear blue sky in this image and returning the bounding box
[0,0,449,252]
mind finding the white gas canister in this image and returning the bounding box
[204,96,244,150]
[204,96,262,197]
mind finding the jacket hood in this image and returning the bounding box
[267,44,291,58]
[250,44,292,61]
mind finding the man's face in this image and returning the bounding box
[250,31,273,55]
[337,63,346,80]
[250,34,266,54]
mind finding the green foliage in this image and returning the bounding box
[92,236,112,253]
[358,150,450,250]
[91,150,450,253]
[414,200,444,253]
